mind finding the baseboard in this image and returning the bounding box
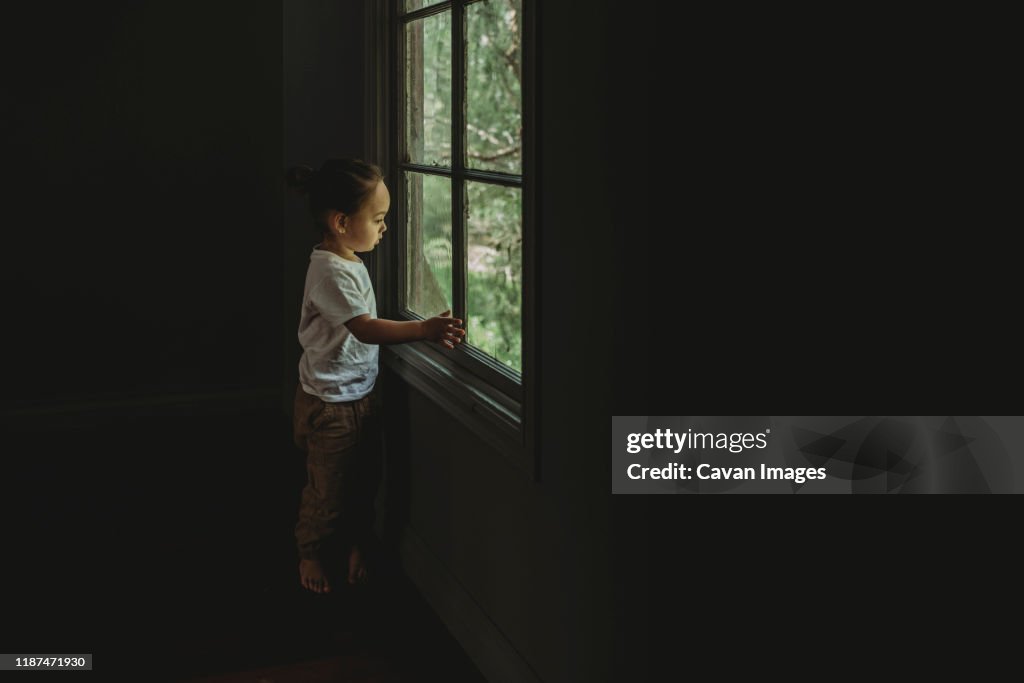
[398,525,544,683]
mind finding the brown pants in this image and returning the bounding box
[293,383,383,563]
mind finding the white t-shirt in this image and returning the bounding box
[297,245,379,402]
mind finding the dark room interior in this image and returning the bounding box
[1,1,647,681]
[4,2,1017,681]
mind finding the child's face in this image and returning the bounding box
[341,181,390,253]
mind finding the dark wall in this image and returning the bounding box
[1,1,283,409]
[283,0,367,415]
[0,0,287,665]
[605,7,652,680]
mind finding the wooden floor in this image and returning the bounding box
[1,398,487,682]
[170,559,485,683]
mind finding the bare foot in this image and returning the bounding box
[299,558,331,594]
[348,545,368,585]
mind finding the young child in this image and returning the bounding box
[285,158,465,594]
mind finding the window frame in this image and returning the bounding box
[365,0,538,480]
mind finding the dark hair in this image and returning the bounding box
[285,158,384,230]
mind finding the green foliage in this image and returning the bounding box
[467,180,521,371]
[467,0,522,174]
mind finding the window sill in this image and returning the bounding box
[382,343,536,481]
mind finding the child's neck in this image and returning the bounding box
[319,235,360,263]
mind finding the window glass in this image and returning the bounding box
[466,0,522,174]
[405,172,453,317]
[467,180,521,372]
[405,11,452,167]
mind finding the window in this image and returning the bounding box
[367,0,536,478]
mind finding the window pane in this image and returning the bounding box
[466,181,521,372]
[406,172,452,317]
[403,0,445,12]
[405,11,451,167]
[466,0,522,174]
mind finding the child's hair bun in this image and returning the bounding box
[285,164,317,197]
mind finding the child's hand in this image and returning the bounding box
[422,310,466,350]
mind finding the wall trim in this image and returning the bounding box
[398,524,544,683]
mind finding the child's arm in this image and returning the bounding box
[346,310,466,349]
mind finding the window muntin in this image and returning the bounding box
[402,0,447,13]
